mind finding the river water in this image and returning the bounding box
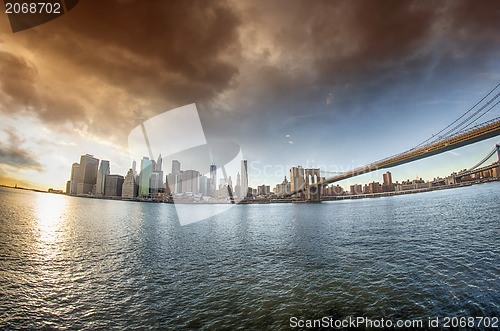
[0,183,499,329]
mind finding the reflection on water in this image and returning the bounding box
[34,193,67,257]
[0,183,499,329]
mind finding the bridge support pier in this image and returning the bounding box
[305,168,321,202]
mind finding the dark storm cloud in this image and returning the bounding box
[0,128,42,170]
[0,50,87,127]
[311,0,436,83]
[1,0,499,146]
[0,127,42,171]
[0,146,42,170]
[0,0,242,142]
[15,0,239,110]
[219,0,500,120]
[190,0,500,160]
[0,51,41,110]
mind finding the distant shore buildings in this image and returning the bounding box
[65,153,500,202]
[66,154,251,201]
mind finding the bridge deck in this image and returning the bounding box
[289,117,500,195]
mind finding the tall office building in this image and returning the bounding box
[235,172,241,197]
[69,162,80,195]
[132,160,137,175]
[150,172,160,196]
[210,163,217,193]
[166,173,177,194]
[290,166,305,193]
[104,174,124,197]
[382,171,394,192]
[276,176,291,196]
[182,170,199,193]
[122,168,138,198]
[138,157,153,197]
[176,172,183,193]
[198,175,208,196]
[383,171,392,186]
[95,160,110,196]
[219,177,227,189]
[76,154,99,195]
[241,160,248,198]
[154,154,164,189]
[166,160,181,194]
[156,154,163,172]
[172,160,181,175]
[154,170,164,189]
[206,178,213,195]
[165,173,173,194]
[151,159,156,173]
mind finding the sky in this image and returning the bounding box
[0,0,500,191]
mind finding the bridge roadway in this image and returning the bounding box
[289,117,500,195]
[454,162,499,179]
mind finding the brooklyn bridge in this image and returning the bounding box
[289,82,500,201]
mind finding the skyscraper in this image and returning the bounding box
[210,163,217,194]
[76,154,99,195]
[241,160,248,198]
[182,170,200,193]
[122,168,138,198]
[235,172,241,197]
[104,174,124,197]
[166,160,182,194]
[132,160,137,175]
[276,176,291,196]
[198,175,208,196]
[156,154,163,171]
[382,171,394,192]
[95,160,110,196]
[153,154,164,190]
[383,171,392,186]
[69,162,80,195]
[139,157,153,197]
[290,166,305,193]
[172,160,181,175]
[150,172,160,196]
[219,177,227,189]
[165,173,175,194]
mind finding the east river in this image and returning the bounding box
[1,183,499,329]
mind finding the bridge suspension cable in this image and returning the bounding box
[414,82,500,149]
[320,170,343,175]
[288,82,500,196]
[440,94,500,138]
[467,144,499,171]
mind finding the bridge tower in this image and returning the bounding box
[304,168,321,202]
[496,144,500,162]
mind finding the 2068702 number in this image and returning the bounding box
[5,2,61,14]
[442,316,499,328]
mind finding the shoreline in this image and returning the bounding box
[2,177,499,205]
[322,177,499,201]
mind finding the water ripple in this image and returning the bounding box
[1,184,499,329]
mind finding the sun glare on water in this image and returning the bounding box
[34,193,68,254]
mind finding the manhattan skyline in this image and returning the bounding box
[1,1,500,190]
